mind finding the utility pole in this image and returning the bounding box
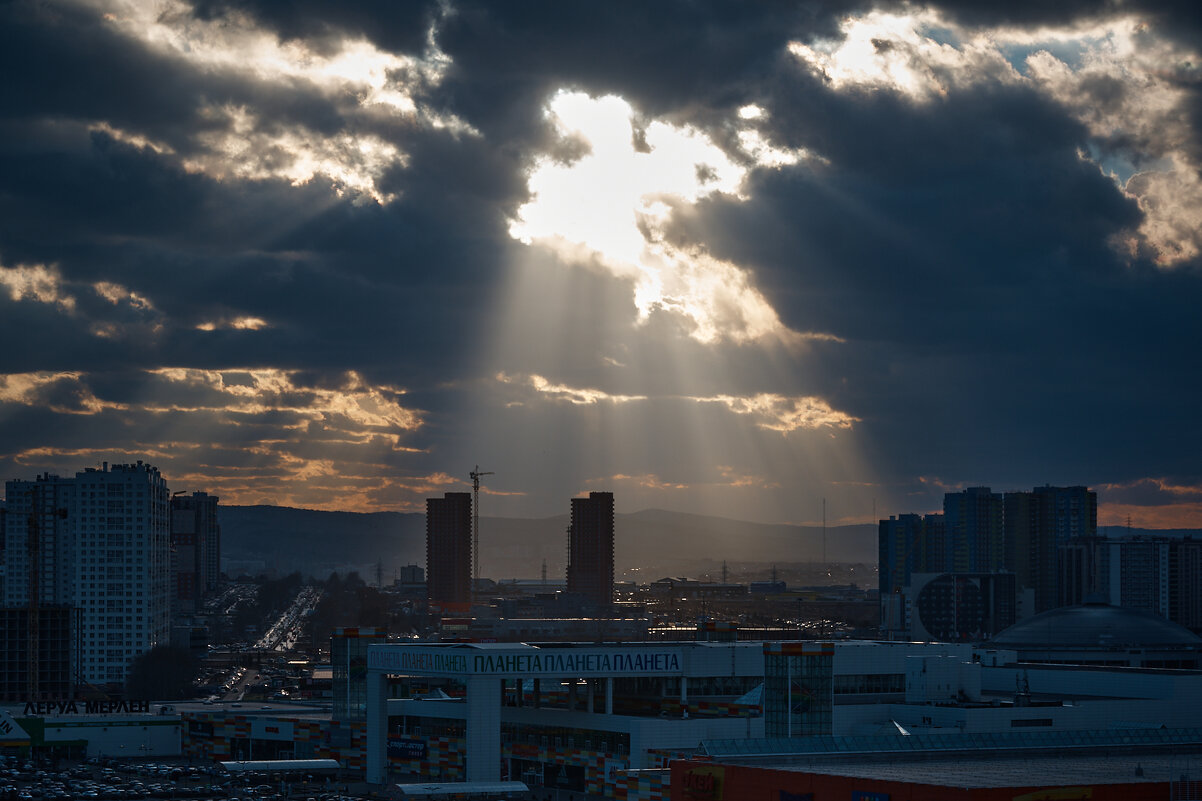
[469,465,494,590]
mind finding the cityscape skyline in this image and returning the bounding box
[2,2,1201,530]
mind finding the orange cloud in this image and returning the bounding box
[1099,502,1202,529]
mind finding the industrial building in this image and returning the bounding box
[354,628,1202,798]
[673,728,1202,800]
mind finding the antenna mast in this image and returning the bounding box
[469,465,494,589]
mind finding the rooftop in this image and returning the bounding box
[702,727,1202,760]
[794,753,1200,788]
[988,602,1202,650]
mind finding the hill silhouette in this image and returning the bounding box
[218,505,1200,584]
[217,505,877,581]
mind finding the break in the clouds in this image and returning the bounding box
[1,0,1201,533]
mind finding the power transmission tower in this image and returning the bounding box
[469,465,494,588]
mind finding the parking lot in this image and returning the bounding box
[0,756,372,801]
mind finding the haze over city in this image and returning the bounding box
[2,1,1201,529]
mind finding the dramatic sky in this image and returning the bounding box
[2,0,1201,528]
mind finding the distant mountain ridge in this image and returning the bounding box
[216,505,879,581]
[217,505,1201,583]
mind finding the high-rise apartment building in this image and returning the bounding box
[170,491,220,617]
[567,491,614,608]
[3,474,75,609]
[1057,536,1108,607]
[1058,534,1200,627]
[3,461,171,688]
[920,513,947,573]
[944,487,1004,573]
[881,485,1101,637]
[426,492,472,608]
[879,513,923,602]
[1177,539,1202,631]
[879,512,948,635]
[1006,485,1097,613]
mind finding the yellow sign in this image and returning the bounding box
[681,765,725,800]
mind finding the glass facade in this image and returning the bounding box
[832,672,905,696]
[763,642,833,738]
[332,627,386,722]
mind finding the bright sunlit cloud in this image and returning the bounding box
[788,10,1020,99]
[195,316,269,332]
[789,11,1202,265]
[0,262,76,312]
[145,367,421,435]
[496,372,646,405]
[0,372,125,414]
[86,0,473,203]
[693,393,858,433]
[511,91,811,345]
[93,281,155,311]
[494,373,855,433]
[0,367,433,511]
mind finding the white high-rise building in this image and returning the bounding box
[3,461,171,687]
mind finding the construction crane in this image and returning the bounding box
[469,465,494,589]
[26,486,66,700]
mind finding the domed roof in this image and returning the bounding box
[988,602,1202,649]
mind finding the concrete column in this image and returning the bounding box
[605,678,614,715]
[569,679,578,709]
[681,676,688,705]
[586,679,594,713]
[365,670,389,785]
[465,676,502,782]
[534,678,541,708]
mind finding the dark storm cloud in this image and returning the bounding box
[190,0,440,56]
[907,0,1202,44]
[1,0,1200,520]
[0,109,518,389]
[0,3,358,157]
[920,0,1126,28]
[1099,477,1202,507]
[662,71,1202,493]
